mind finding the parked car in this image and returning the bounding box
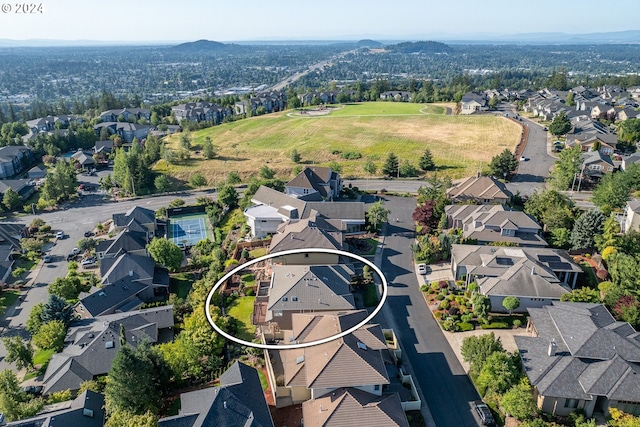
[473,401,495,426]
[520,156,527,161]
[43,254,51,263]
[56,231,64,239]
[66,253,77,261]
[417,264,428,275]
[84,230,93,237]
[81,257,97,268]
[71,248,79,255]
[21,385,43,395]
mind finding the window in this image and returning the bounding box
[292,296,298,302]
[374,385,380,391]
[273,311,283,317]
[564,399,578,409]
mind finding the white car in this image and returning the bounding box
[71,248,79,255]
[519,156,527,162]
[417,264,428,275]
[81,258,97,268]
[56,231,64,239]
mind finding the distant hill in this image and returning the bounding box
[387,40,453,54]
[356,39,383,48]
[171,39,230,51]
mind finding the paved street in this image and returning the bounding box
[374,196,481,427]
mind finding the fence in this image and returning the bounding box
[167,205,206,218]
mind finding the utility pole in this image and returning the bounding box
[131,176,136,197]
[576,163,586,193]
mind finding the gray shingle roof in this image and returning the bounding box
[7,390,105,427]
[158,362,274,427]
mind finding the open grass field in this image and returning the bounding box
[157,102,521,184]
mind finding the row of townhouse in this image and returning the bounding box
[171,101,233,123]
[235,91,288,115]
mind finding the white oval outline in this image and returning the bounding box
[205,247,388,350]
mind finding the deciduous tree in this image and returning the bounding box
[412,201,440,234]
[147,238,183,271]
[2,337,33,371]
[2,188,22,212]
[501,379,537,420]
[488,149,517,179]
[189,172,207,188]
[32,320,66,352]
[502,296,520,314]
[366,200,390,231]
[461,332,504,373]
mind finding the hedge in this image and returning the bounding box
[459,322,474,332]
[480,322,509,329]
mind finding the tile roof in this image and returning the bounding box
[302,388,409,427]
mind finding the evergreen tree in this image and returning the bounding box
[202,136,216,159]
[549,111,572,136]
[382,152,399,177]
[2,188,22,211]
[570,209,606,250]
[419,148,435,171]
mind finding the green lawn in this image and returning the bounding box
[362,238,378,256]
[23,348,55,381]
[226,296,256,341]
[241,273,256,287]
[580,262,598,287]
[257,368,268,391]
[158,102,520,182]
[362,285,380,307]
[249,247,267,259]
[0,290,20,315]
[170,273,195,300]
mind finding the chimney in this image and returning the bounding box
[129,270,134,277]
[531,266,535,276]
[548,340,557,357]
[223,401,227,409]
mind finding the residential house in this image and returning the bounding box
[110,206,157,238]
[286,166,343,201]
[451,244,582,312]
[27,165,46,180]
[622,153,640,171]
[95,229,148,260]
[445,204,547,247]
[158,361,274,427]
[93,122,150,143]
[5,390,105,427]
[460,92,488,114]
[623,199,640,233]
[591,104,617,121]
[446,174,513,205]
[515,302,640,418]
[74,253,169,318]
[302,388,409,427]
[380,91,412,102]
[99,108,150,123]
[617,107,639,121]
[26,115,81,134]
[581,151,615,180]
[43,306,173,394]
[70,149,95,169]
[93,140,114,156]
[265,264,356,329]
[234,91,287,115]
[244,185,365,238]
[0,146,34,179]
[266,310,391,407]
[172,102,232,124]
[0,223,24,287]
[269,211,344,264]
[0,179,35,201]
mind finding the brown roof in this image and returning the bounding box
[269,210,344,253]
[446,175,512,202]
[279,311,390,389]
[302,388,409,427]
[287,167,332,198]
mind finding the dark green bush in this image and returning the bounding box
[480,322,510,330]
[459,322,474,332]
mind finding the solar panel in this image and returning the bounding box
[548,262,572,270]
[495,257,514,266]
[538,255,561,263]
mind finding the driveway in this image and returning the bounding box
[374,196,482,427]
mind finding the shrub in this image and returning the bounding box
[430,282,440,291]
[441,318,458,332]
[340,151,362,160]
[434,311,444,320]
[468,282,478,294]
[435,294,445,301]
[420,284,429,292]
[512,319,522,328]
[40,225,52,233]
[245,288,255,296]
[461,313,474,323]
[448,306,459,316]
[438,280,449,289]
[481,322,510,330]
[439,300,450,310]
[459,322,474,332]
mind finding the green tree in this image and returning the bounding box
[488,149,518,179]
[11,267,27,280]
[154,175,171,193]
[26,303,45,334]
[2,337,33,371]
[419,148,435,171]
[48,276,80,300]
[566,91,575,106]
[364,160,377,176]
[147,238,183,271]
[179,132,192,150]
[549,145,583,190]
[592,164,639,214]
[227,171,241,185]
[189,172,207,188]
[617,118,640,149]
[382,152,399,177]
[41,295,74,325]
[105,410,157,427]
[77,237,97,253]
[217,185,238,209]
[549,111,572,136]
[2,188,22,211]
[525,189,577,232]
[570,209,606,250]
[290,148,301,163]
[547,68,569,90]
[476,351,520,395]
[560,287,601,303]
[595,214,622,252]
[488,95,499,110]
[32,320,67,352]
[472,293,491,323]
[399,160,418,177]
[461,332,504,373]
[502,296,520,314]
[550,227,571,248]
[259,165,275,180]
[104,342,170,415]
[501,379,538,420]
[366,200,390,231]
[202,136,216,159]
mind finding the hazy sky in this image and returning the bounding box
[1,0,639,42]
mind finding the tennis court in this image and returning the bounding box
[168,214,210,247]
